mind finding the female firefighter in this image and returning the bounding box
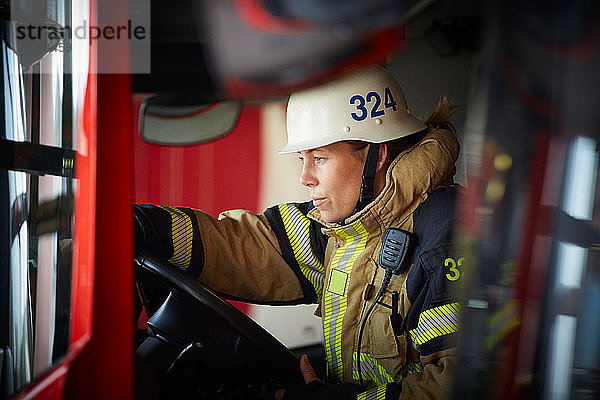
[134,65,462,400]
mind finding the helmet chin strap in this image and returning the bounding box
[352,143,380,216]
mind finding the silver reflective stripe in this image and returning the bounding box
[323,221,368,382]
[352,353,395,384]
[357,384,387,400]
[409,302,460,350]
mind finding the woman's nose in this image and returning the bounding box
[300,163,317,187]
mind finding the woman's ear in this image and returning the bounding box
[377,144,389,172]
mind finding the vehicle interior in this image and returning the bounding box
[129,0,484,398]
[1,0,600,399]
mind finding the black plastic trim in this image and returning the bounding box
[0,139,75,178]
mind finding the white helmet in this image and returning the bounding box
[280,65,426,154]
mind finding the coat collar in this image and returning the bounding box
[308,128,459,237]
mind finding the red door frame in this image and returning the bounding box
[65,0,136,397]
[14,0,135,398]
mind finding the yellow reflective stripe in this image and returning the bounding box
[352,352,395,384]
[409,302,460,350]
[409,328,416,342]
[420,302,460,321]
[159,206,193,271]
[278,204,325,300]
[376,384,387,400]
[323,220,368,383]
[357,384,387,400]
[323,291,344,381]
[337,226,367,276]
[412,323,459,350]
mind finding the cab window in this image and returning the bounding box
[0,0,78,395]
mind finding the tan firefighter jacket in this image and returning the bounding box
[134,127,462,399]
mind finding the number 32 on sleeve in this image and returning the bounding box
[350,87,397,122]
[445,257,463,281]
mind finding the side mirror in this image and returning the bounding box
[139,95,242,146]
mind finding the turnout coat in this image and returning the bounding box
[135,128,462,399]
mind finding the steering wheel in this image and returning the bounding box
[134,255,304,399]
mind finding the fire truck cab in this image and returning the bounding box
[2,0,600,399]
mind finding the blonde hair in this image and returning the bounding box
[384,96,458,162]
[424,96,458,135]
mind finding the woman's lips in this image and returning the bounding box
[312,198,326,207]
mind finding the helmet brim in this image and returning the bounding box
[279,114,426,154]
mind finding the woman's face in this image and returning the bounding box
[298,142,368,223]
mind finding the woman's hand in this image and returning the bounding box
[275,354,320,400]
[274,354,360,400]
